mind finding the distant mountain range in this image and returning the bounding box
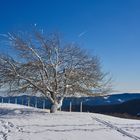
[0,93,140,118]
[69,98,140,118]
[64,93,140,106]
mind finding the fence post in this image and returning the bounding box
[8,98,10,103]
[35,98,37,108]
[28,97,30,107]
[15,98,17,104]
[22,98,24,105]
[43,100,45,109]
[80,102,83,112]
[69,102,72,112]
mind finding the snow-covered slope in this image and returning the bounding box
[0,103,140,140]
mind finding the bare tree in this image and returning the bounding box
[0,30,112,113]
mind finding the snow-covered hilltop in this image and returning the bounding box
[0,103,140,140]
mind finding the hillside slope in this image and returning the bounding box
[0,103,140,140]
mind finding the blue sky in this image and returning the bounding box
[0,0,140,93]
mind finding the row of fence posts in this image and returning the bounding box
[0,97,83,112]
[0,97,39,108]
[67,101,83,112]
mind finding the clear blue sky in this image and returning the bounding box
[0,0,140,93]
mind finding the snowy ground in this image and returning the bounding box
[0,103,140,140]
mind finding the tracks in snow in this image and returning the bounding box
[0,120,23,140]
[91,116,140,140]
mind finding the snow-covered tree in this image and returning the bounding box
[0,30,112,113]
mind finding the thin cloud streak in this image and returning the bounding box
[78,31,87,38]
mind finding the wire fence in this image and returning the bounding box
[0,96,84,112]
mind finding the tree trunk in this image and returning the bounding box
[50,103,58,113]
[50,97,63,113]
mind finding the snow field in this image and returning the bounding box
[0,103,140,140]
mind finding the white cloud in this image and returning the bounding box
[78,31,87,38]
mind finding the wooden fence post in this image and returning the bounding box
[43,100,45,109]
[15,98,17,104]
[69,102,72,112]
[8,98,10,103]
[35,98,37,108]
[80,102,83,112]
[28,97,30,107]
[22,98,24,105]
